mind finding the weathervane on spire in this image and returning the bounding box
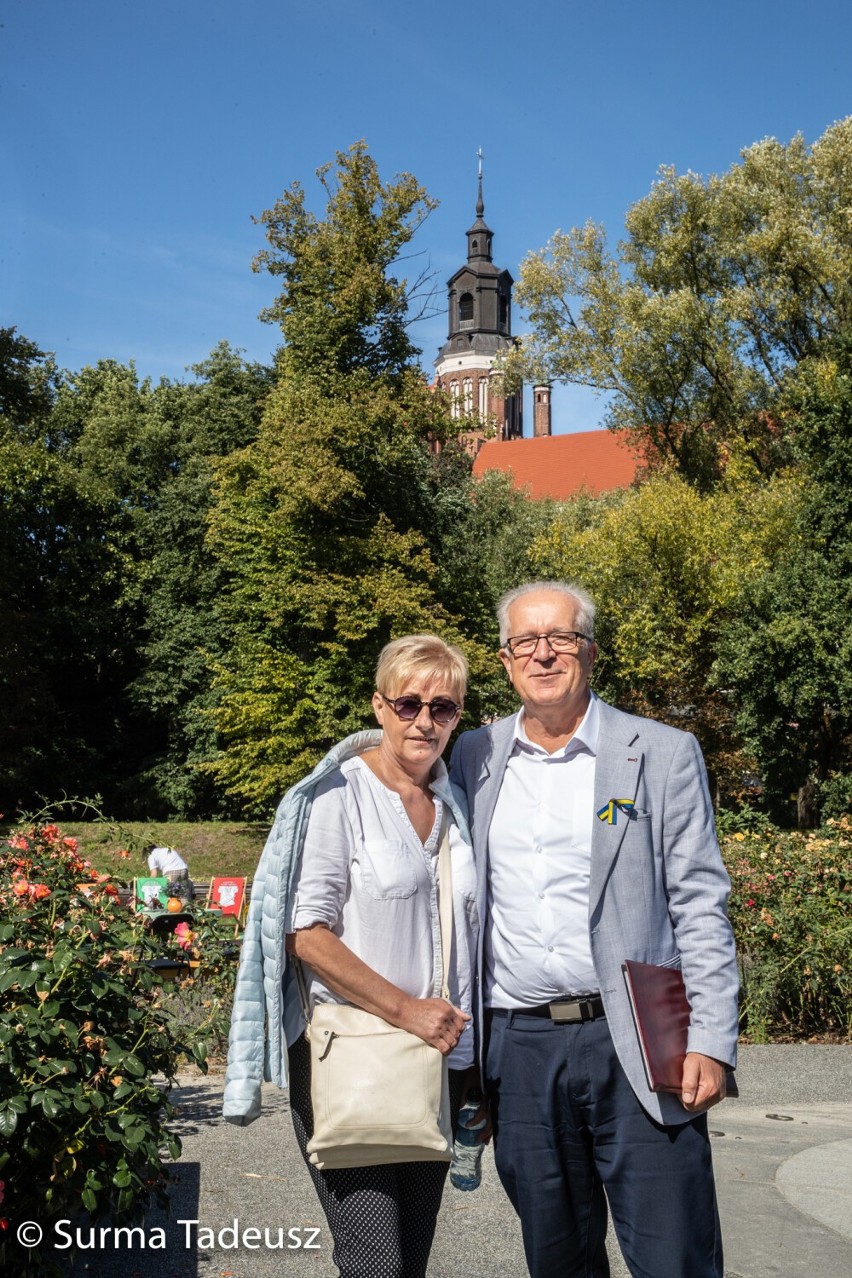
[476,146,484,217]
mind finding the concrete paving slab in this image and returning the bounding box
[775,1137,852,1241]
[710,1103,852,1277]
[51,1045,852,1278]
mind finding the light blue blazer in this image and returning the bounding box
[449,697,739,1126]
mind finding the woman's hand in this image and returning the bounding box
[288,925,469,1053]
[396,996,471,1055]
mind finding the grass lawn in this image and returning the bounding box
[56,820,269,881]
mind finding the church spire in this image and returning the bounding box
[467,147,492,262]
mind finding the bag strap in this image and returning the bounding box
[436,809,453,1001]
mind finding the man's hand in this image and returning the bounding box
[680,1052,727,1112]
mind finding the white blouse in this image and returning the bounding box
[289,755,477,1068]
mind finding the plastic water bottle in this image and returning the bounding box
[450,1091,486,1191]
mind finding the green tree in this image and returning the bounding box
[254,140,437,384]
[1,331,58,804]
[1,342,273,818]
[207,373,504,812]
[0,341,136,811]
[0,327,57,426]
[506,118,852,487]
[527,466,803,799]
[122,345,273,816]
[715,337,852,824]
[205,146,510,812]
[44,360,174,809]
[51,347,276,818]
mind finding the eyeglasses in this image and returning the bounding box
[504,630,592,658]
[380,694,462,725]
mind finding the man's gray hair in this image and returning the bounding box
[496,581,596,646]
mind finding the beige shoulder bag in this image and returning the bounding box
[294,817,455,1169]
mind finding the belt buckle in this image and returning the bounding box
[548,999,583,1023]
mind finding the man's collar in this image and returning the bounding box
[514,693,600,757]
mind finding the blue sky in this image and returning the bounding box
[3,0,851,432]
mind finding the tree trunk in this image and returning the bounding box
[796,778,820,829]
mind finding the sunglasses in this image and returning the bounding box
[380,694,461,726]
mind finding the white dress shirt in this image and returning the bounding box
[290,755,477,1068]
[486,695,600,1007]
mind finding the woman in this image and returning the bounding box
[223,634,479,1278]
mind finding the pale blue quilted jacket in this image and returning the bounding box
[222,730,472,1127]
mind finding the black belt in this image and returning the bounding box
[491,996,606,1024]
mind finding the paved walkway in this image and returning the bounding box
[61,1044,851,1278]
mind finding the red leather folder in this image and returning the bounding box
[622,959,738,1098]
[622,959,693,1093]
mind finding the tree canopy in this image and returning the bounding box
[0,339,272,818]
[714,334,852,822]
[203,145,523,812]
[3,135,850,828]
[254,140,437,383]
[526,464,804,801]
[506,118,852,487]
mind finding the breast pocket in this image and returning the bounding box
[359,840,418,900]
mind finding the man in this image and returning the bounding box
[146,843,189,878]
[450,581,738,1278]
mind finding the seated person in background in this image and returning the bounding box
[146,843,189,878]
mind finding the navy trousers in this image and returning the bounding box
[485,1009,723,1278]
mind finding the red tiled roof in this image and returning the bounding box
[472,429,641,499]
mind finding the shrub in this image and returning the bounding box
[156,913,239,1063]
[723,817,852,1041]
[0,820,207,1275]
[817,772,852,822]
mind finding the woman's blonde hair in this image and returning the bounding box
[375,634,468,703]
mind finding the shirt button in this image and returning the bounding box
[547,945,554,952]
[538,892,545,899]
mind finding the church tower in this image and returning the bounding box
[434,156,523,446]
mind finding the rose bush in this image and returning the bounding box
[0,820,208,1276]
[723,817,852,1041]
[157,910,240,1063]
